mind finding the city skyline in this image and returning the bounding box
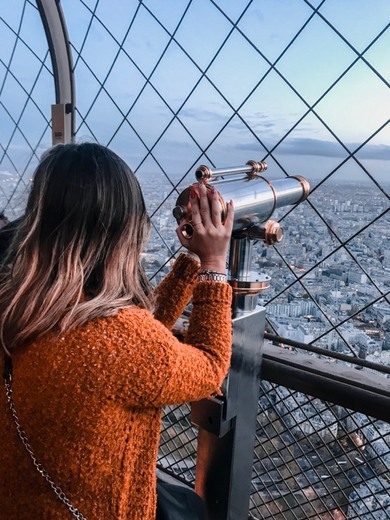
[1,1,389,186]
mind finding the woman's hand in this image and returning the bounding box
[177,183,234,273]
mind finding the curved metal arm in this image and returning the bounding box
[37,0,75,144]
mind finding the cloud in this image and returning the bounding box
[354,143,390,160]
[179,106,230,123]
[279,138,390,160]
[236,137,390,160]
[178,107,279,133]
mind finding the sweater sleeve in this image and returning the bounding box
[102,281,232,407]
[152,253,200,330]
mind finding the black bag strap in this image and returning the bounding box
[3,351,12,381]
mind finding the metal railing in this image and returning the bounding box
[157,340,390,519]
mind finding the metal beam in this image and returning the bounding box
[36,0,75,144]
[261,343,390,423]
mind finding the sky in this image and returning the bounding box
[0,0,389,202]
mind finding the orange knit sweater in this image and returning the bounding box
[0,254,232,520]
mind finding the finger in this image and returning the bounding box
[197,183,212,226]
[210,188,222,226]
[223,200,234,234]
[189,189,202,225]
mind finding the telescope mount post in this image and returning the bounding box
[192,236,267,520]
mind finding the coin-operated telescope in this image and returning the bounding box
[173,160,310,315]
[172,161,310,519]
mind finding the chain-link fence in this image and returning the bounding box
[155,381,390,519]
[251,381,390,519]
[0,0,53,219]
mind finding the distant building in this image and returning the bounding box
[348,271,368,284]
[374,304,390,327]
[383,333,390,351]
[358,343,368,360]
[347,477,390,519]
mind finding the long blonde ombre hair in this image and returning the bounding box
[0,143,153,354]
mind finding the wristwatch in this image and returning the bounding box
[198,270,227,283]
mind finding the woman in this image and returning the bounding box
[0,142,234,519]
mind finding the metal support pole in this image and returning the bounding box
[177,164,310,519]
[192,237,266,520]
[37,0,75,144]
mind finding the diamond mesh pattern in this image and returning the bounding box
[157,403,198,484]
[0,1,53,219]
[1,1,389,518]
[61,0,389,360]
[251,382,390,520]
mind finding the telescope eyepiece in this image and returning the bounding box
[195,165,211,181]
[173,205,186,221]
[172,184,227,241]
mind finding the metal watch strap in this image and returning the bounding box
[3,354,87,520]
[198,270,227,283]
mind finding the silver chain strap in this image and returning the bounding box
[4,375,87,520]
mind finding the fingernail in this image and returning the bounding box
[229,199,233,206]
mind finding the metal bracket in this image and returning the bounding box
[191,397,233,437]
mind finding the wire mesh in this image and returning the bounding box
[62,0,390,366]
[157,403,198,485]
[251,381,390,520]
[1,1,390,518]
[0,0,53,220]
[157,370,390,519]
